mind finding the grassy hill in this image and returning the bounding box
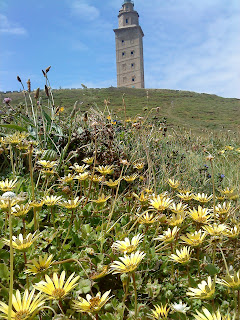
[1,87,240,132]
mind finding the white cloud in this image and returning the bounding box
[0,14,27,35]
[69,1,100,20]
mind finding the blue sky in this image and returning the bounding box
[0,0,240,98]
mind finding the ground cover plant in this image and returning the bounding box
[0,69,240,319]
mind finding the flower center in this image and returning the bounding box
[15,310,29,320]
[52,288,66,299]
[90,297,100,308]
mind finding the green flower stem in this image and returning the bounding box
[196,247,200,277]
[28,146,38,230]
[8,200,14,320]
[209,160,216,223]
[61,209,75,251]
[23,251,29,290]
[132,272,138,318]
[212,242,217,265]
[9,145,16,179]
[122,274,130,303]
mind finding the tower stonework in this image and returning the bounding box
[114,0,145,88]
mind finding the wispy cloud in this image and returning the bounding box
[0,14,27,35]
[69,0,100,20]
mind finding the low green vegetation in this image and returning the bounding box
[0,71,239,319]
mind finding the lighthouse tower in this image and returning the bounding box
[114,0,145,88]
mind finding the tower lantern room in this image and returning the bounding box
[114,0,145,88]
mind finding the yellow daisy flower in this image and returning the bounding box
[170,202,188,214]
[203,223,227,238]
[5,132,28,145]
[193,193,213,203]
[155,226,179,243]
[216,269,240,290]
[187,276,215,300]
[169,246,192,265]
[74,172,89,181]
[133,191,149,206]
[70,163,89,173]
[25,254,54,275]
[82,157,94,165]
[188,206,212,224]
[38,160,57,169]
[168,178,180,189]
[193,308,231,320]
[72,290,112,314]
[133,162,145,170]
[110,251,145,274]
[149,304,170,320]
[11,203,31,217]
[137,212,158,225]
[34,271,80,300]
[44,195,62,207]
[29,200,44,210]
[177,192,194,201]
[0,289,45,320]
[58,173,75,184]
[60,197,83,209]
[91,194,111,206]
[224,225,240,238]
[0,178,18,192]
[180,230,206,247]
[3,232,39,251]
[123,173,139,183]
[105,178,121,188]
[96,165,114,176]
[112,234,144,254]
[150,195,173,211]
[167,212,185,226]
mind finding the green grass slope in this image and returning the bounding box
[1,87,240,132]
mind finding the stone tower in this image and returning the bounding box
[114,0,145,88]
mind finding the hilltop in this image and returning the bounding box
[1,87,240,133]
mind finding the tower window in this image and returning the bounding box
[122,40,125,44]
[122,52,125,57]
[131,63,135,68]
[132,77,135,82]
[126,18,128,24]
[131,51,134,56]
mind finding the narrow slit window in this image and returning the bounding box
[126,18,128,24]
[122,52,125,57]
[131,51,134,55]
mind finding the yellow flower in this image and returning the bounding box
[133,162,145,170]
[90,266,109,280]
[150,195,173,211]
[34,271,80,300]
[91,194,111,206]
[74,172,89,181]
[225,145,234,151]
[220,187,235,196]
[90,175,104,183]
[216,269,240,290]
[149,304,170,320]
[11,204,31,217]
[5,132,29,145]
[168,178,180,189]
[215,202,231,214]
[38,160,57,169]
[72,290,112,314]
[224,225,240,238]
[170,246,192,265]
[181,230,206,247]
[82,157,94,165]
[155,226,179,243]
[133,191,149,206]
[0,289,45,320]
[3,232,39,251]
[96,165,114,176]
[193,308,231,320]
[0,178,18,192]
[187,276,215,300]
[58,173,75,184]
[188,206,212,224]
[170,202,188,214]
[219,150,225,155]
[105,178,121,188]
[29,200,44,210]
[167,213,185,226]
[110,251,145,274]
[193,193,213,203]
[203,223,227,238]
[70,163,89,173]
[123,173,139,183]
[60,197,83,209]
[137,212,158,225]
[177,192,194,201]
[44,195,62,207]
[112,234,144,254]
[25,254,54,275]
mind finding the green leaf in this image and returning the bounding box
[41,149,58,161]
[205,263,219,276]
[20,114,35,126]
[0,263,9,280]
[42,110,52,125]
[77,279,91,294]
[0,124,28,132]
